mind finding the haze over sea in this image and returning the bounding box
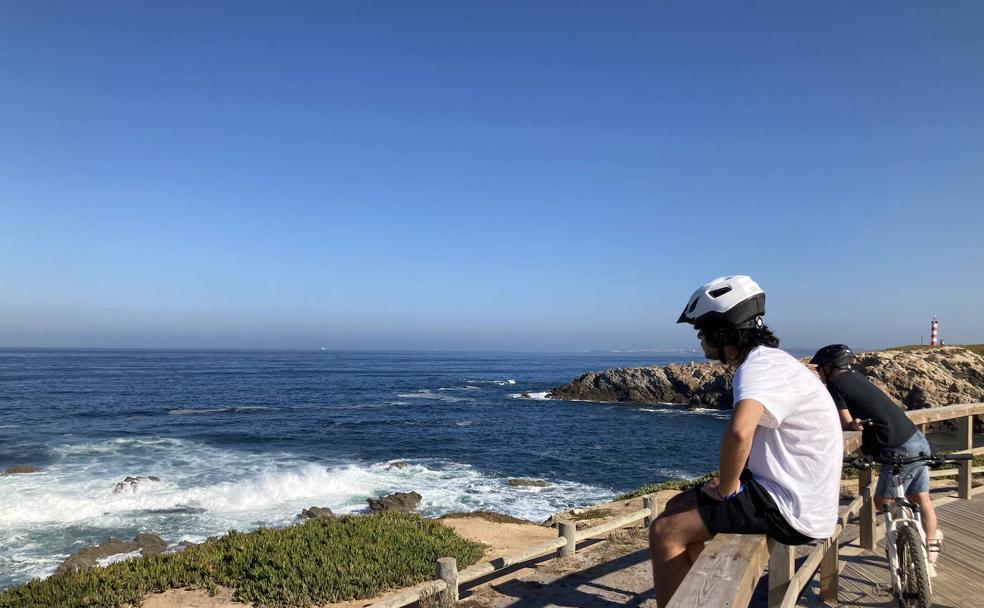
[0,347,770,589]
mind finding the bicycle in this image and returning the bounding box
[846,451,971,608]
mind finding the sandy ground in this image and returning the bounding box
[140,493,678,608]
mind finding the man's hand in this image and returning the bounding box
[850,418,873,431]
[702,476,744,502]
[700,477,723,501]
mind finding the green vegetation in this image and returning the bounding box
[885,344,984,356]
[0,514,484,608]
[570,508,615,521]
[439,511,535,525]
[616,472,718,500]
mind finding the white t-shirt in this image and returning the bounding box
[733,346,842,539]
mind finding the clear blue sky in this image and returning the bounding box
[2,2,982,351]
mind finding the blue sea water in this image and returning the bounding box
[0,348,729,589]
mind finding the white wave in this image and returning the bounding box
[455,420,474,427]
[96,550,142,567]
[509,391,551,400]
[0,438,613,588]
[396,390,473,403]
[466,379,517,386]
[0,425,20,430]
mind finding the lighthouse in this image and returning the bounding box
[930,316,939,347]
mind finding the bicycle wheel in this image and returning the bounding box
[895,524,931,608]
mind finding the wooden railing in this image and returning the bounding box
[670,402,984,608]
[366,403,981,608]
[366,496,660,608]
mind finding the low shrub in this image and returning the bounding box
[616,472,718,500]
[0,513,484,608]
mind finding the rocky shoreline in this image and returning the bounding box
[547,346,984,428]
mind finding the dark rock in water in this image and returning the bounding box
[55,533,166,575]
[550,361,732,409]
[113,476,162,494]
[2,465,42,475]
[368,491,422,513]
[548,347,984,427]
[387,461,411,470]
[297,506,335,520]
[507,478,550,487]
[134,533,167,556]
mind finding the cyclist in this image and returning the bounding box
[649,276,842,607]
[811,344,943,574]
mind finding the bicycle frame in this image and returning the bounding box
[880,461,931,599]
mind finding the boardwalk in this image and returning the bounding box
[797,491,984,608]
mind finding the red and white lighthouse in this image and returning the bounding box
[930,316,939,347]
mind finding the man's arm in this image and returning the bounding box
[715,399,764,497]
[839,408,854,431]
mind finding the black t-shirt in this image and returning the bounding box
[826,370,917,455]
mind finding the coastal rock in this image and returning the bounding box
[507,478,551,487]
[113,475,161,494]
[297,506,335,520]
[2,465,42,475]
[56,533,167,576]
[548,347,984,427]
[851,347,984,410]
[367,491,422,513]
[549,361,732,408]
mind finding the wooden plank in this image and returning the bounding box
[958,415,974,498]
[767,539,794,608]
[457,536,567,583]
[905,402,984,425]
[366,579,448,608]
[667,534,768,608]
[575,507,650,540]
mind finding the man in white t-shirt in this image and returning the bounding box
[648,276,842,607]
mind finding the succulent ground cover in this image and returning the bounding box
[0,513,484,608]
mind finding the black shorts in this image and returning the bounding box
[695,471,814,546]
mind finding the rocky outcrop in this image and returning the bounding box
[507,478,551,487]
[297,506,335,520]
[2,465,42,475]
[56,533,166,576]
[367,491,422,513]
[113,476,161,494]
[548,347,984,425]
[852,347,984,411]
[549,361,732,408]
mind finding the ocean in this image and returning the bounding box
[0,348,730,589]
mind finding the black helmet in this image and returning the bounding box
[810,344,854,368]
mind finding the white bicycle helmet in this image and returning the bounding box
[676,275,765,330]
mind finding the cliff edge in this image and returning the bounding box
[549,346,984,421]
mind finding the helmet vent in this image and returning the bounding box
[708,287,732,298]
[687,298,699,314]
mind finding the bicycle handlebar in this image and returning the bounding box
[844,452,974,470]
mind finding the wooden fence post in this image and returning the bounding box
[436,557,457,606]
[643,495,656,529]
[819,538,839,602]
[558,521,576,558]
[859,471,876,551]
[958,414,973,500]
[767,539,794,608]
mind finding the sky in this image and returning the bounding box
[1,2,982,351]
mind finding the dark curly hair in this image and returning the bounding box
[733,326,780,363]
[703,322,780,363]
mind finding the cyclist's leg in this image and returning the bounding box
[908,491,937,551]
[649,490,713,607]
